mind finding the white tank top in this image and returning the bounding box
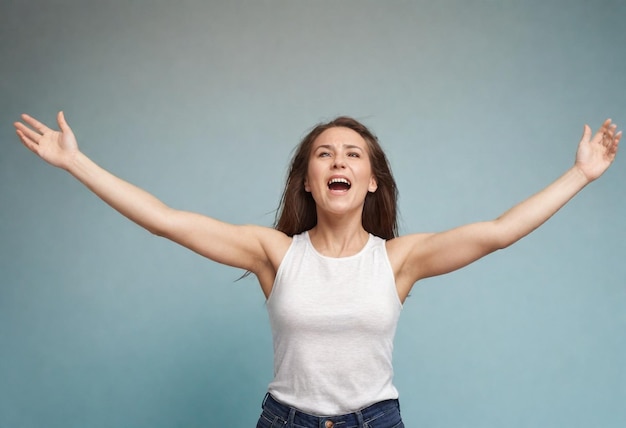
[266,231,403,415]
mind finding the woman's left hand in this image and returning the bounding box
[575,119,621,182]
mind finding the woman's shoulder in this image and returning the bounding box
[384,232,432,257]
[249,225,293,250]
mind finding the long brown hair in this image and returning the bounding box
[274,116,398,239]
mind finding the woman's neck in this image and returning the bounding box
[307,221,369,258]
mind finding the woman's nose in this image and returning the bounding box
[332,158,346,169]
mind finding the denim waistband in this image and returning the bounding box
[261,393,401,428]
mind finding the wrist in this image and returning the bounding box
[571,164,593,186]
[66,150,88,175]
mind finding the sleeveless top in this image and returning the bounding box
[266,231,403,415]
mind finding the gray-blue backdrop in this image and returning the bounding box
[1,1,625,427]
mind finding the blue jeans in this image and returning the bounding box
[256,393,405,428]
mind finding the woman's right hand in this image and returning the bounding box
[14,111,79,170]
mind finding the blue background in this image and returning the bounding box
[1,1,625,426]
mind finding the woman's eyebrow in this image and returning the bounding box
[314,143,364,151]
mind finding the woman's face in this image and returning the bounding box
[304,126,378,216]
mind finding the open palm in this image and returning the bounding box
[14,111,79,170]
[575,119,621,182]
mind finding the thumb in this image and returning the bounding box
[57,111,70,132]
[581,124,591,142]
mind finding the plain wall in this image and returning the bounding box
[1,1,625,427]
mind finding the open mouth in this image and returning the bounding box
[327,177,351,191]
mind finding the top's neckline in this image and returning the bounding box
[303,231,373,260]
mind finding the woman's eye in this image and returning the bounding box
[319,152,331,157]
[348,152,360,158]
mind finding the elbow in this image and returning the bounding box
[149,226,167,238]
[489,220,523,251]
[147,208,191,241]
[494,238,514,251]
[142,211,175,238]
[494,224,528,250]
[149,217,176,238]
[485,237,508,254]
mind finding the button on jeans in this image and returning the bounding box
[256,393,405,428]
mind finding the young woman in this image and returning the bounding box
[14,113,620,428]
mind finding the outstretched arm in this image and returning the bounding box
[13,112,286,278]
[391,119,621,295]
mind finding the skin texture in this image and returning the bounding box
[13,113,621,302]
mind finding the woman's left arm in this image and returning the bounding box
[395,119,621,287]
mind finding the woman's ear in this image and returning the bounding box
[368,176,378,193]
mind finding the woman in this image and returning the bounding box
[14,113,620,428]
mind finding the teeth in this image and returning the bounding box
[328,178,351,186]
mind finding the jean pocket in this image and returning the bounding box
[256,409,286,428]
[364,421,404,428]
[364,404,403,428]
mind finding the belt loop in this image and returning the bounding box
[287,407,296,427]
[355,409,365,427]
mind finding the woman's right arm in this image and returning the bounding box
[13,112,284,275]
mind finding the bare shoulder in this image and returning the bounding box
[250,225,293,266]
[385,232,432,263]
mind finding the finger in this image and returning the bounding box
[57,111,70,132]
[602,124,618,147]
[582,124,591,142]
[593,120,612,144]
[21,113,51,134]
[608,131,621,157]
[614,130,622,147]
[598,119,611,137]
[15,129,41,155]
[14,121,43,143]
[606,123,616,136]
